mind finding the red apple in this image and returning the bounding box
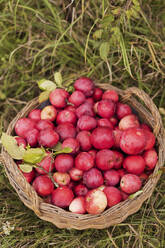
[51,186,74,208]
[123,155,145,175]
[38,128,59,148]
[74,184,88,196]
[113,128,123,148]
[96,99,116,118]
[28,109,41,122]
[103,186,122,207]
[69,196,86,214]
[93,88,103,101]
[76,131,92,151]
[68,90,86,107]
[62,138,80,154]
[53,172,70,186]
[97,118,113,129]
[32,175,54,197]
[54,154,74,172]
[56,123,76,141]
[49,89,69,108]
[25,128,39,147]
[74,77,94,97]
[41,105,57,121]
[83,168,104,189]
[113,151,124,169]
[76,102,94,118]
[85,189,107,214]
[120,128,146,155]
[15,118,36,138]
[104,170,120,186]
[69,168,83,181]
[120,174,142,194]
[96,149,115,170]
[143,130,155,150]
[36,119,54,131]
[75,152,94,171]
[91,127,114,149]
[116,103,132,119]
[143,149,158,170]
[56,110,77,125]
[119,114,140,130]
[77,115,97,131]
[102,90,119,102]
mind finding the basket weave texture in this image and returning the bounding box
[1,84,165,230]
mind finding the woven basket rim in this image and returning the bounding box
[1,84,165,229]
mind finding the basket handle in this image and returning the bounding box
[123,87,162,136]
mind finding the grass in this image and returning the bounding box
[0,0,165,247]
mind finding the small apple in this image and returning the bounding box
[32,175,54,197]
[51,186,74,208]
[85,189,107,214]
[53,172,70,186]
[69,168,83,181]
[69,196,86,214]
[120,174,142,194]
[38,128,59,148]
[54,154,74,173]
[41,105,57,121]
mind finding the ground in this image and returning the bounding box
[0,0,165,247]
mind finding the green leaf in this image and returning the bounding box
[23,148,46,164]
[129,190,143,199]
[19,163,33,173]
[101,14,114,27]
[54,72,62,87]
[93,29,103,39]
[1,133,25,160]
[38,90,50,103]
[52,142,62,151]
[37,79,56,91]
[54,147,73,155]
[99,42,110,61]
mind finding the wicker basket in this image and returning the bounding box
[1,84,165,230]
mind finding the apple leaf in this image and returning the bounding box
[54,72,63,87]
[38,90,50,103]
[99,42,110,61]
[54,147,73,155]
[38,79,56,91]
[52,142,62,151]
[23,148,46,164]
[1,132,25,160]
[101,14,114,27]
[129,190,143,199]
[19,163,33,173]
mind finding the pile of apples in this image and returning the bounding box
[14,77,158,214]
